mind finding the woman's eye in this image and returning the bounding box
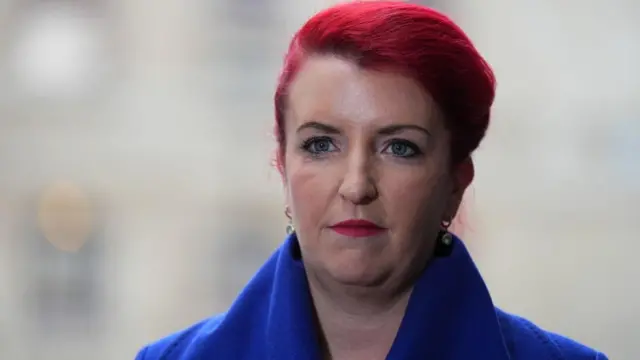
[383,140,421,158]
[301,137,337,154]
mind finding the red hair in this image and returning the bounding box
[274,1,496,167]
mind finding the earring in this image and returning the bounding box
[284,206,295,235]
[434,219,453,257]
[438,229,453,246]
[439,219,453,246]
[286,223,295,235]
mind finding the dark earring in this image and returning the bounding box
[439,230,453,246]
[285,206,295,235]
[434,219,453,257]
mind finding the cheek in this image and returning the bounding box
[286,158,338,229]
[381,167,450,228]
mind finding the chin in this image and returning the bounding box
[325,258,389,287]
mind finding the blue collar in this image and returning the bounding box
[211,233,511,359]
[259,233,511,360]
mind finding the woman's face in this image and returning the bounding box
[282,55,470,288]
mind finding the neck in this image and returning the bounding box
[306,271,414,360]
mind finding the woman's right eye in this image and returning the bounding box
[300,136,338,155]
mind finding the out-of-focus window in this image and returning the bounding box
[207,0,280,149]
[28,237,104,333]
[215,225,270,305]
[208,202,281,307]
[411,0,453,13]
[608,117,640,191]
[223,0,275,28]
[21,184,106,339]
[3,0,113,103]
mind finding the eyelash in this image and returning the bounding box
[383,139,423,158]
[299,136,423,159]
[300,136,337,156]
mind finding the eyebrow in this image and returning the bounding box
[296,121,341,134]
[378,124,431,137]
[296,121,430,136]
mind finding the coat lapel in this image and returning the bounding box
[259,234,510,360]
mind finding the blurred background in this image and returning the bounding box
[0,0,637,358]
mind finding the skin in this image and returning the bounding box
[280,55,473,360]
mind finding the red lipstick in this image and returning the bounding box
[329,219,386,238]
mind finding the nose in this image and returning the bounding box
[338,150,378,205]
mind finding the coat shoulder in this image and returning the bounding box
[496,308,608,360]
[135,313,226,360]
[134,308,610,360]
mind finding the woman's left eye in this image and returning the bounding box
[382,140,421,158]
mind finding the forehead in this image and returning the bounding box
[286,55,439,127]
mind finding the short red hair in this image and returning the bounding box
[274,1,495,167]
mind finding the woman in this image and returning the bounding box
[136,2,607,359]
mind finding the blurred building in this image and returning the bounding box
[0,0,637,359]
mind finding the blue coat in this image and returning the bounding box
[135,234,607,359]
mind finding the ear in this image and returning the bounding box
[445,157,474,221]
[276,149,292,207]
[275,148,287,183]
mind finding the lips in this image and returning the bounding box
[329,219,386,238]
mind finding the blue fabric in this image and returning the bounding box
[136,234,607,360]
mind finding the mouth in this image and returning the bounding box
[328,219,386,238]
